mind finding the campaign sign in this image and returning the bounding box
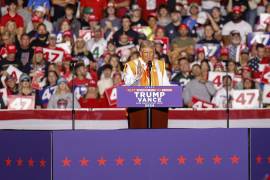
[196,43,221,58]
[154,37,169,54]
[192,96,215,109]
[208,72,234,90]
[262,84,270,104]
[0,131,51,180]
[53,129,248,180]
[232,89,259,109]
[43,48,64,63]
[39,86,57,106]
[79,29,94,42]
[247,33,270,47]
[117,86,182,108]
[105,86,117,106]
[259,13,270,28]
[8,95,35,110]
[6,65,23,83]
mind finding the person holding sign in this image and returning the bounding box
[212,75,233,108]
[124,40,170,129]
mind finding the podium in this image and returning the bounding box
[117,86,183,129]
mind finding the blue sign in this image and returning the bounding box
[0,131,51,180]
[117,86,183,107]
[247,33,270,47]
[196,43,221,58]
[38,86,57,106]
[251,129,270,180]
[53,129,248,180]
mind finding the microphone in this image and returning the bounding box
[147,61,152,86]
[147,61,152,72]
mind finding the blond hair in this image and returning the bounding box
[139,40,155,51]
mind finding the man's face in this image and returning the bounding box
[35,53,43,63]
[35,11,44,18]
[122,18,131,30]
[190,6,199,15]
[231,33,241,45]
[65,8,73,17]
[211,8,220,19]
[9,3,17,12]
[140,47,155,62]
[180,59,190,73]
[171,12,180,23]
[76,66,86,76]
[257,47,265,58]
[94,30,102,39]
[179,28,188,36]
[192,65,201,77]
[232,13,242,22]
[205,26,214,37]
[21,35,30,47]
[6,79,16,88]
[49,38,56,46]
[103,68,112,78]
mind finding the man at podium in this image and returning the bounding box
[124,40,170,86]
[123,40,170,129]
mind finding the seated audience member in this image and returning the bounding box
[97,64,113,97]
[183,64,216,107]
[18,73,34,96]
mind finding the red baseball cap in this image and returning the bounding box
[232,6,242,14]
[7,44,17,54]
[63,31,72,38]
[178,24,188,30]
[88,15,99,22]
[220,47,229,56]
[107,2,115,7]
[34,46,43,54]
[88,79,97,87]
[32,15,42,23]
[196,47,204,54]
[148,12,157,19]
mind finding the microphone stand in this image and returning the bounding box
[71,60,76,130]
[225,61,230,128]
[147,61,152,129]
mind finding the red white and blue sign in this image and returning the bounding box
[117,86,183,108]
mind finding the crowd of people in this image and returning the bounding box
[0,0,269,109]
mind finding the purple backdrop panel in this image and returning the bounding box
[117,86,183,107]
[53,129,248,180]
[0,131,51,180]
[251,129,270,180]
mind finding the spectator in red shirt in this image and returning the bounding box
[78,80,99,108]
[80,0,108,20]
[137,0,167,20]
[3,74,18,95]
[0,0,24,37]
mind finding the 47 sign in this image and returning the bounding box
[232,90,259,109]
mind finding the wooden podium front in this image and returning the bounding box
[127,108,168,129]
